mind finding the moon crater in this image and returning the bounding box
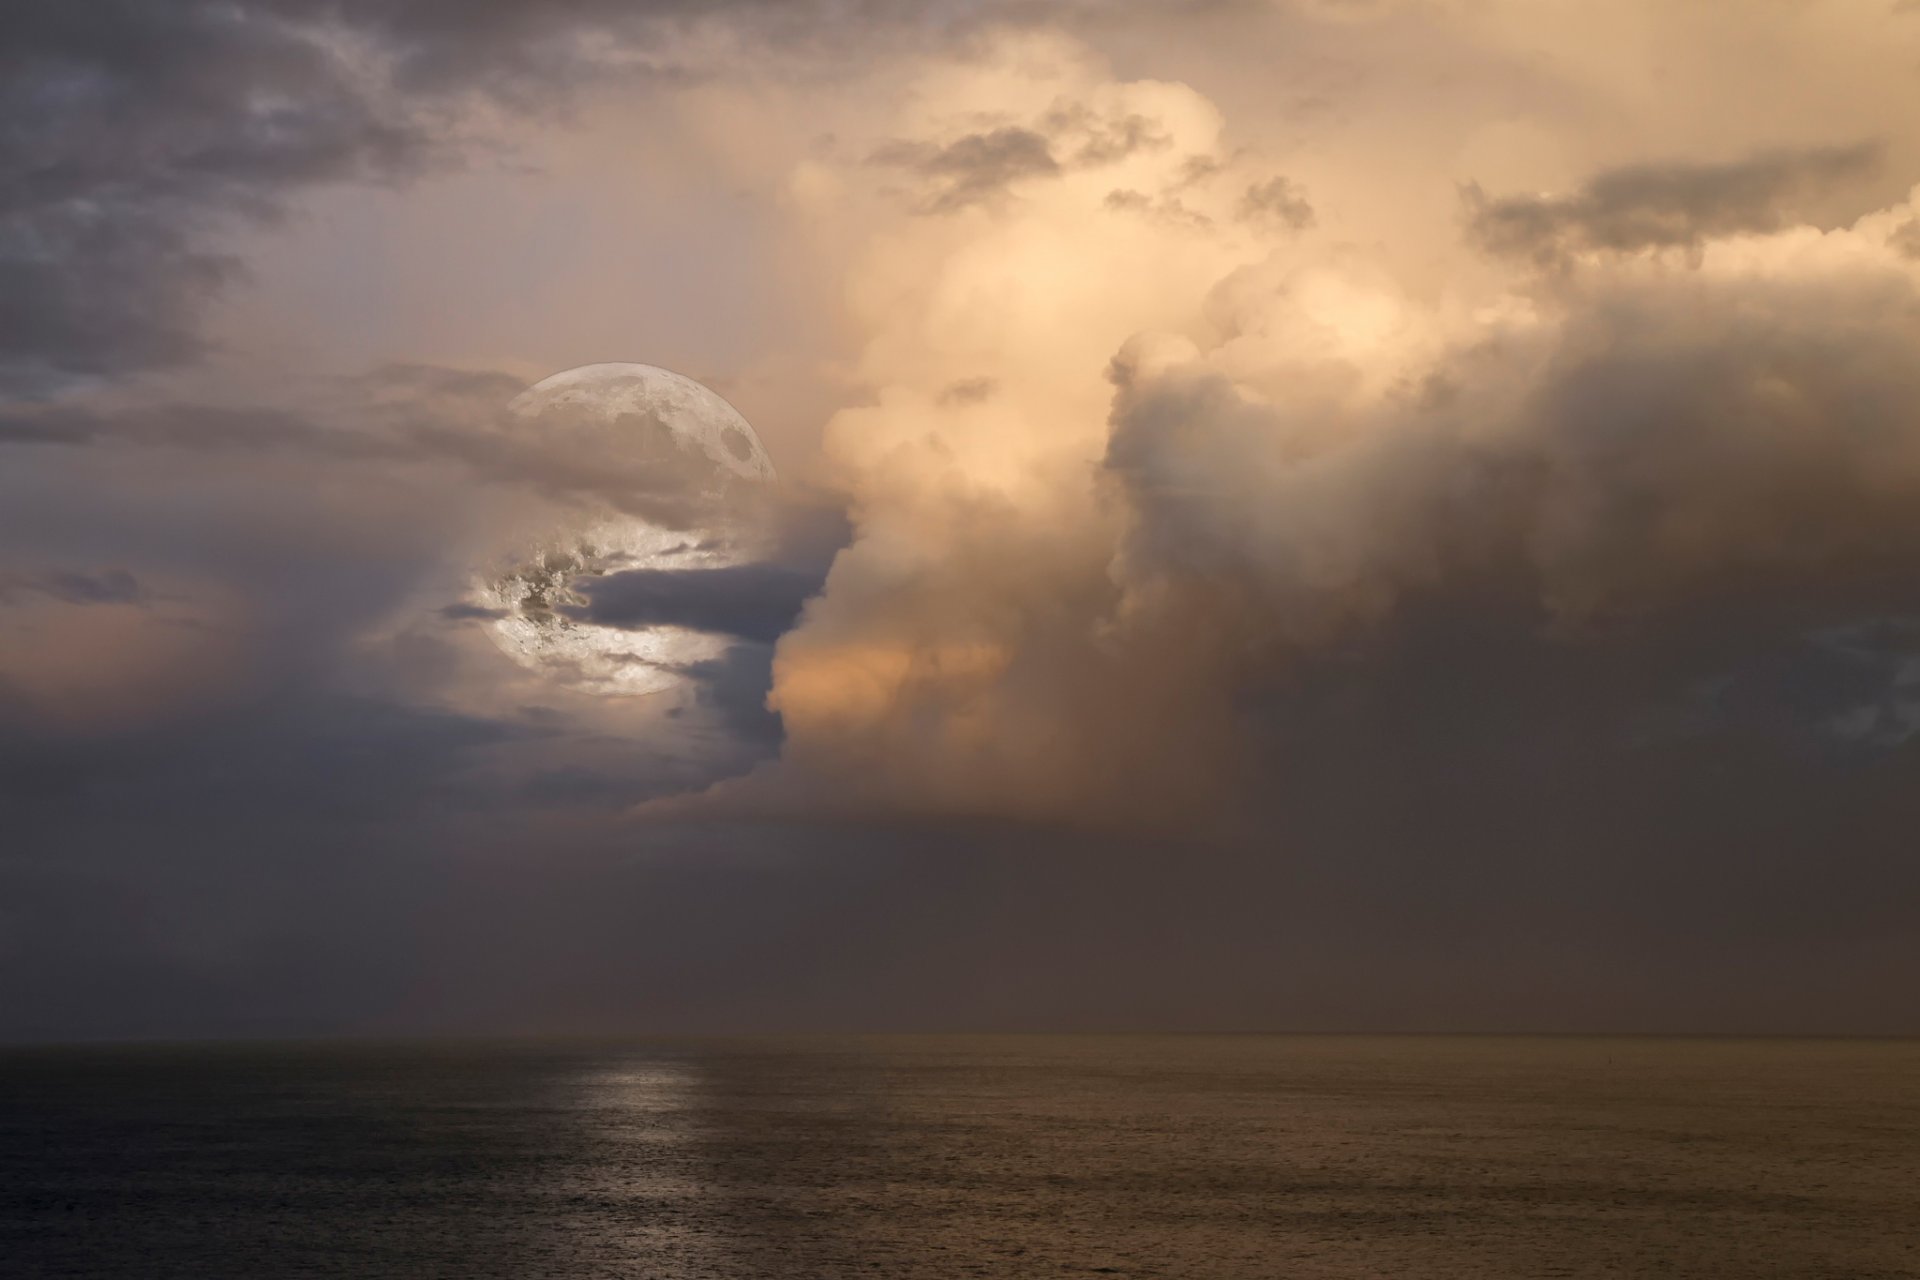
[472,363,775,696]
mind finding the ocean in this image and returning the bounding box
[1,1036,1915,1278]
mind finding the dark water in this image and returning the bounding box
[1,1036,1916,1279]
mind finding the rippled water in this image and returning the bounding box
[2,1036,1916,1278]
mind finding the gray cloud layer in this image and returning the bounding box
[1467,144,1883,264]
[871,127,1064,213]
[0,0,990,391]
[870,99,1181,213]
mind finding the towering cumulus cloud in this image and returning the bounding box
[653,24,1920,837]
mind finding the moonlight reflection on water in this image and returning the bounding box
[3,1037,1916,1279]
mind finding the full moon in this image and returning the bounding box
[473,363,775,696]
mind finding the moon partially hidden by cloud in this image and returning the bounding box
[473,363,776,696]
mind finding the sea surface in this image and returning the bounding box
[1,1036,1915,1278]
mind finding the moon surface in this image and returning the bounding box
[474,363,775,696]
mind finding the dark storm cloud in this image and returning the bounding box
[1466,143,1882,263]
[2,0,881,390]
[1,0,423,390]
[680,641,784,747]
[0,0,1006,393]
[0,0,1191,393]
[566,490,847,643]
[571,563,823,643]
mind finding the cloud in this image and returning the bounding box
[1467,143,1883,264]
[871,127,1062,212]
[680,641,785,747]
[663,96,1920,832]
[1891,218,1920,259]
[2,1,426,390]
[938,377,998,405]
[0,0,1009,393]
[1041,101,1172,165]
[0,365,789,528]
[0,692,530,829]
[570,563,824,643]
[7,3,1920,1038]
[1239,175,1314,229]
[869,80,1195,215]
[0,568,145,606]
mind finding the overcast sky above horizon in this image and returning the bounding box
[4,0,1920,1041]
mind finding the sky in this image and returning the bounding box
[3,0,1919,1040]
